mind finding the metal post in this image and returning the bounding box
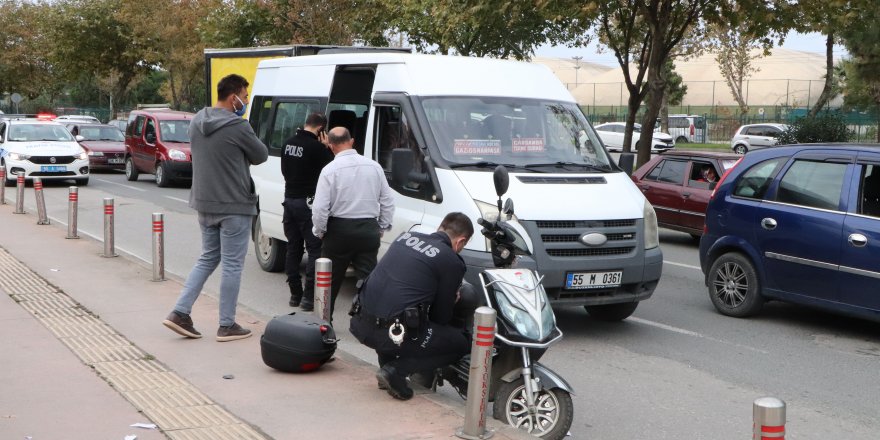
[456,307,497,440]
[102,198,116,258]
[66,187,79,239]
[152,213,165,281]
[33,178,49,225]
[314,258,332,321]
[753,397,785,439]
[0,165,6,205]
[14,172,25,214]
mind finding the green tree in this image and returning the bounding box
[384,0,590,59]
[710,25,765,116]
[0,1,61,103]
[657,60,687,133]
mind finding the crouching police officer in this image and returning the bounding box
[349,212,474,400]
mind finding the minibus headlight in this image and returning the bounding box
[644,200,659,249]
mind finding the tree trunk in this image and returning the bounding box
[622,89,642,154]
[809,32,835,118]
[660,92,669,133]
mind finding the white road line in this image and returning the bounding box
[164,196,189,203]
[630,317,769,354]
[664,260,702,271]
[94,178,146,192]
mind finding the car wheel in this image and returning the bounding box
[584,302,638,321]
[676,136,689,144]
[708,252,763,317]
[125,157,139,181]
[253,213,287,272]
[155,162,172,187]
[734,144,748,155]
[75,177,89,186]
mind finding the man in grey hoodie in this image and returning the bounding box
[163,74,269,342]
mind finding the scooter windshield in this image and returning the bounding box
[421,97,613,172]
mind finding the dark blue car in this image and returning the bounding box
[699,144,880,322]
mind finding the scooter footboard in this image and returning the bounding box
[500,362,575,395]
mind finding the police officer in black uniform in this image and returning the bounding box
[349,212,474,400]
[281,112,333,310]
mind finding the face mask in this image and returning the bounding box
[233,95,247,117]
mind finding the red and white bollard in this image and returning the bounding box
[66,187,79,239]
[314,258,332,322]
[102,198,116,257]
[152,213,165,281]
[33,177,49,225]
[14,172,25,214]
[456,307,497,440]
[0,165,6,205]
[753,397,786,440]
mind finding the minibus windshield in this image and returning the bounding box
[421,97,613,172]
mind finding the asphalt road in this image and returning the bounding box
[8,171,880,440]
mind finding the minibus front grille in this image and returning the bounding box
[525,219,640,259]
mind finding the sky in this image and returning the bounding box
[534,31,849,66]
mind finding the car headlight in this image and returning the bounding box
[475,199,530,252]
[77,152,89,160]
[168,149,187,161]
[7,152,30,161]
[644,200,659,249]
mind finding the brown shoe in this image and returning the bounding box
[216,323,252,342]
[163,311,202,339]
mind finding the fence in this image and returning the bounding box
[582,104,880,144]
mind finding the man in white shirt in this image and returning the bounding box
[312,127,394,319]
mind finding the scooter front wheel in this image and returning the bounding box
[493,378,574,440]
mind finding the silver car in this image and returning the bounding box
[730,123,788,154]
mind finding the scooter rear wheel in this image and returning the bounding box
[493,378,574,440]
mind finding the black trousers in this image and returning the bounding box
[283,198,322,303]
[350,313,469,376]
[321,217,380,317]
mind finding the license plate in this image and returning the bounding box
[108,158,124,164]
[40,166,67,172]
[565,271,623,290]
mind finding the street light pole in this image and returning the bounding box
[572,56,583,87]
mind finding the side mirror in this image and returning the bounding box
[145,132,156,144]
[75,135,84,142]
[493,165,509,197]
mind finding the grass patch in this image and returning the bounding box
[674,142,730,151]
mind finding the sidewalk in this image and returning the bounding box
[0,198,532,439]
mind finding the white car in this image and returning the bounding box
[730,123,788,154]
[54,114,101,124]
[0,118,90,186]
[594,122,675,152]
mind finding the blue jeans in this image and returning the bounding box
[174,213,252,327]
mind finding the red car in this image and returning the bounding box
[124,109,194,187]
[631,151,740,237]
[69,123,126,171]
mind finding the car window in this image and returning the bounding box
[745,126,763,136]
[8,123,74,142]
[766,127,782,137]
[687,161,718,189]
[733,157,786,199]
[159,120,191,143]
[645,161,664,181]
[268,100,320,153]
[133,116,145,136]
[775,160,847,210]
[859,164,880,217]
[0,122,6,141]
[657,160,686,185]
[145,118,156,140]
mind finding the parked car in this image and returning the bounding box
[124,109,194,187]
[107,118,127,133]
[70,123,126,171]
[700,144,880,322]
[594,122,675,152]
[632,151,740,237]
[730,123,788,154]
[55,114,101,124]
[665,114,706,144]
[0,117,90,186]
